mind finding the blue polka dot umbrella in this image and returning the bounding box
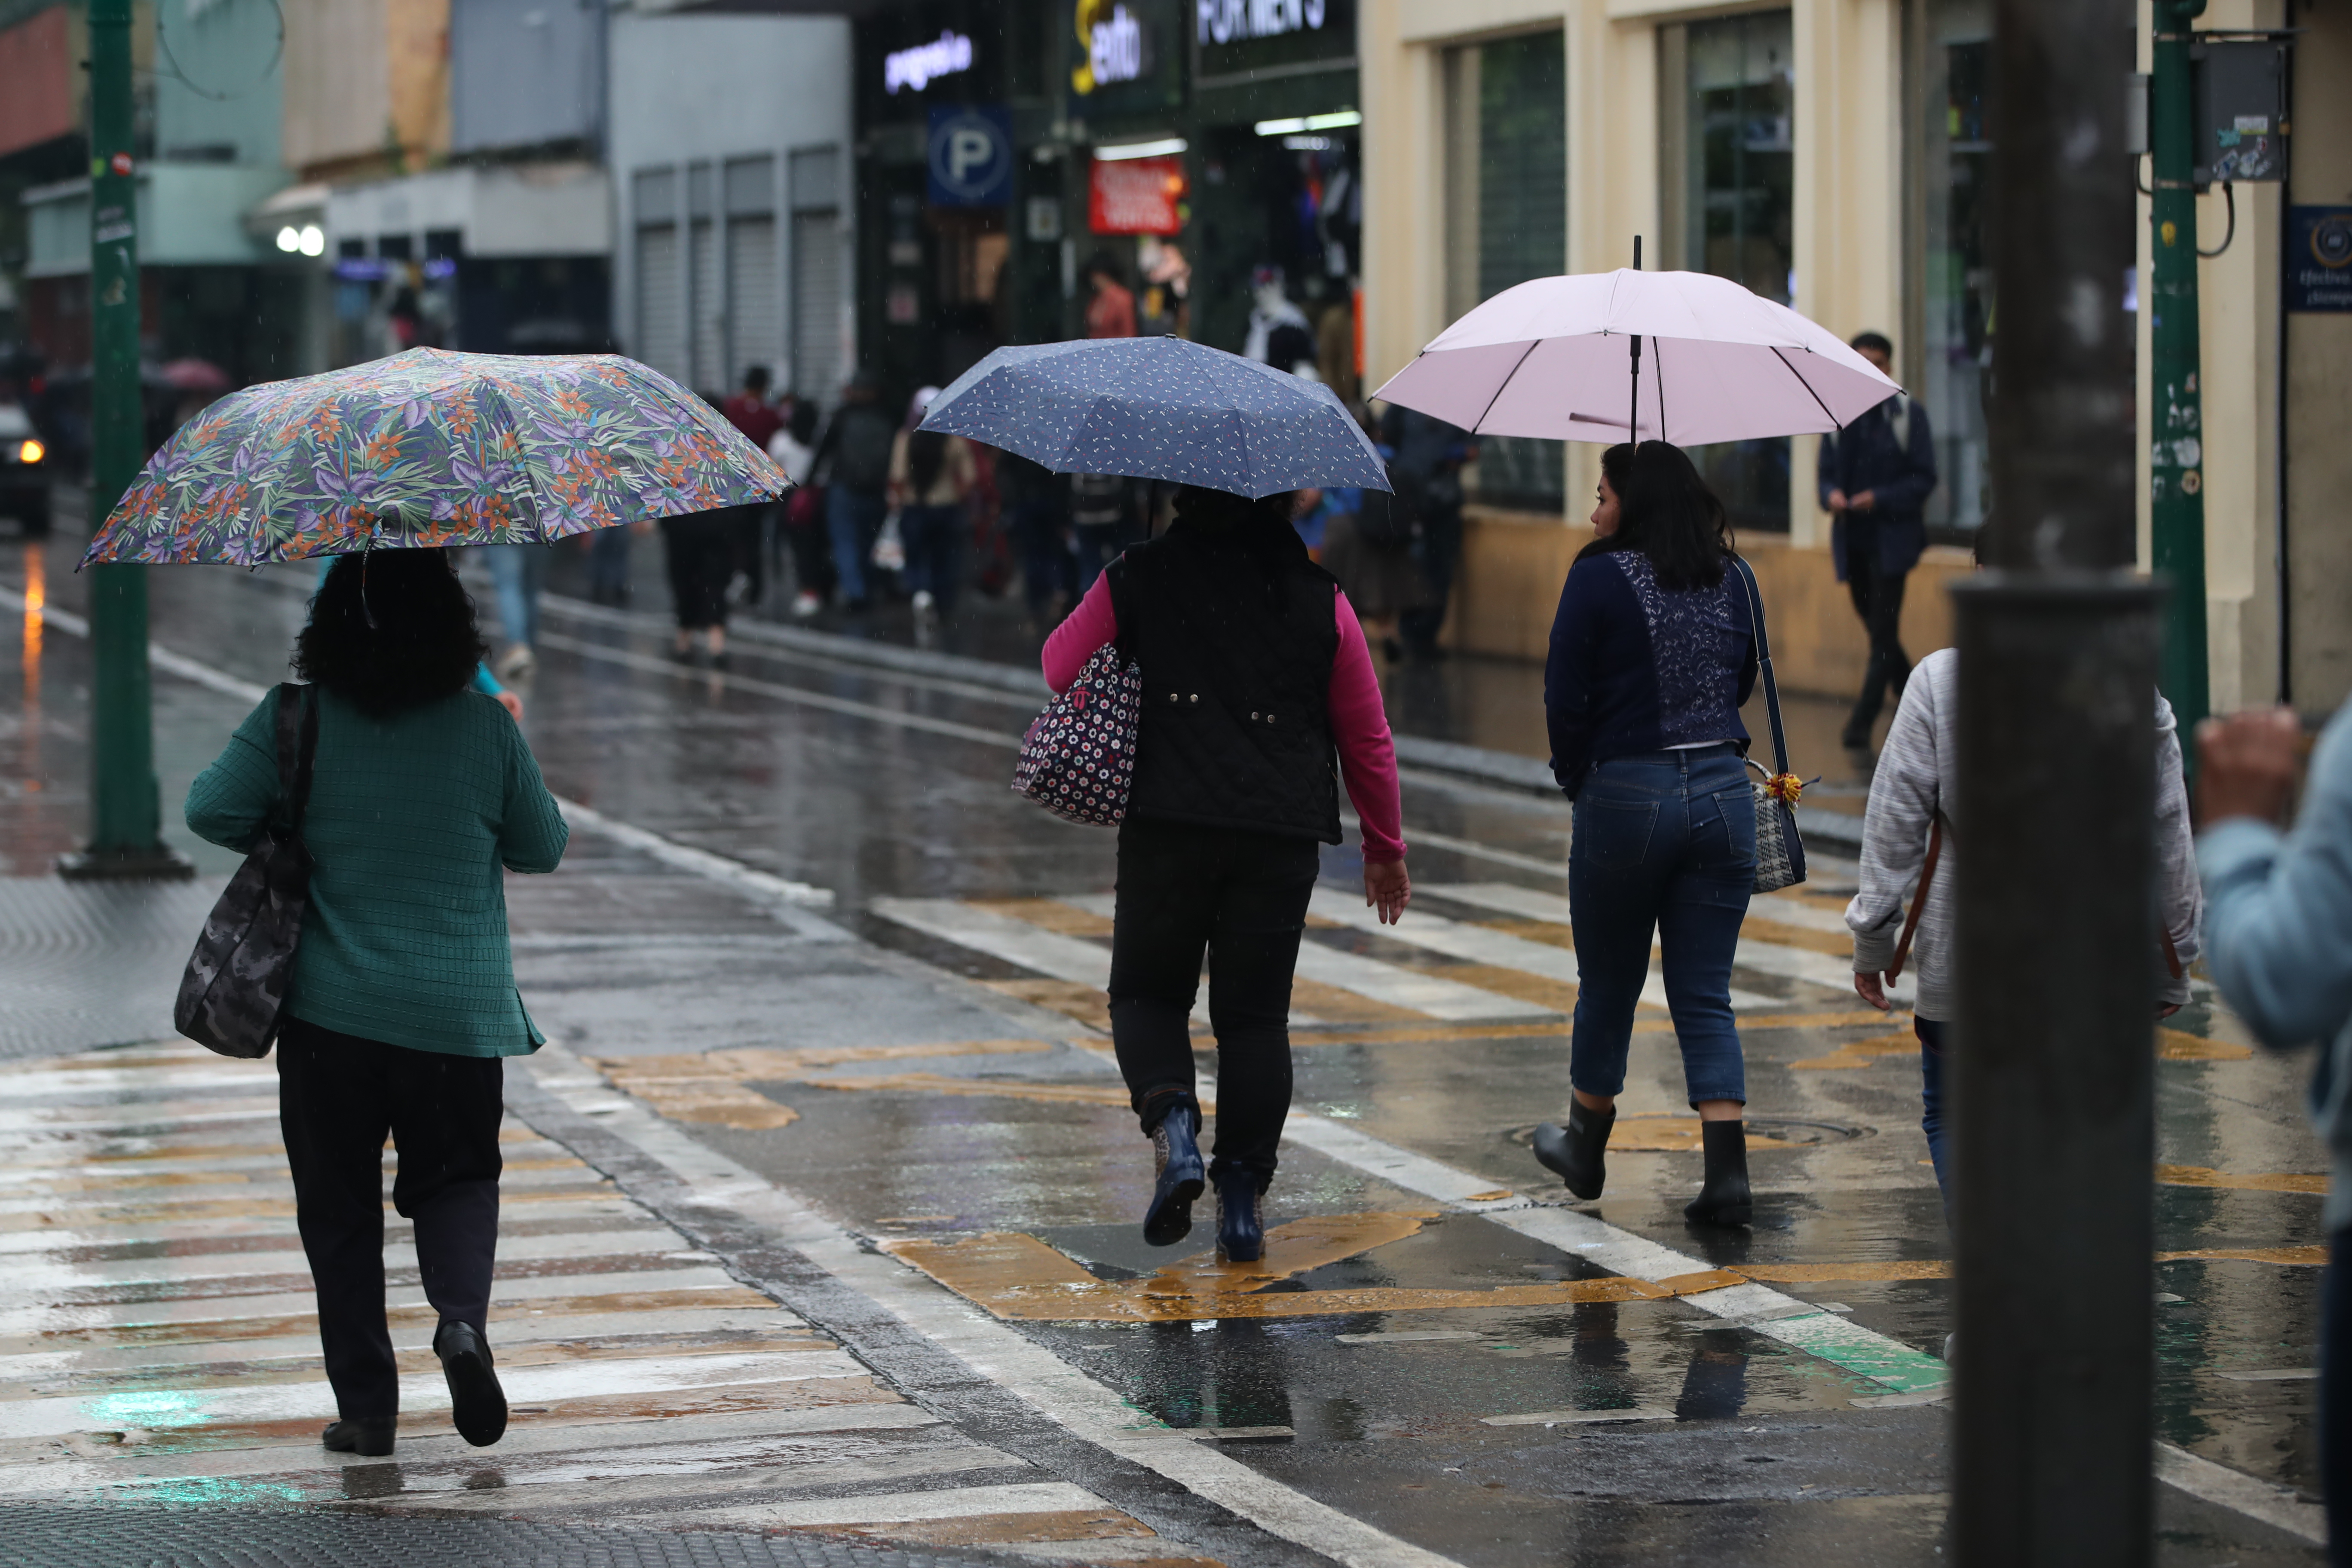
[916,336,1390,499]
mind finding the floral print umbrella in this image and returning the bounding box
[80,347,790,567]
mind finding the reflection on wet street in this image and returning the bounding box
[0,532,2331,1565]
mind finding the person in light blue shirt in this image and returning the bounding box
[2198,701,2352,1562]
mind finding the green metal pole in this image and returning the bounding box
[60,0,188,881]
[2148,0,2210,735]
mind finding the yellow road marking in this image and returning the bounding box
[973,898,1116,939]
[2158,1165,2326,1194]
[887,1216,1741,1323]
[1791,1032,1917,1070]
[2158,1246,2328,1265]
[2158,1029,2257,1061]
[984,977,1113,1032]
[1590,1114,1807,1152]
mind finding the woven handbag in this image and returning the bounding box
[1728,555,1807,893]
[1012,643,1142,826]
[175,683,318,1058]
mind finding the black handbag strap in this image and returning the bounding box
[275,683,320,836]
[1728,554,1791,778]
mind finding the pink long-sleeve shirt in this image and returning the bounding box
[1041,572,1407,863]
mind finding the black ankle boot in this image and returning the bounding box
[1531,1099,1614,1200]
[1214,1169,1264,1263]
[1142,1096,1205,1247]
[322,1416,395,1456]
[1684,1119,1753,1227]
[434,1320,508,1447]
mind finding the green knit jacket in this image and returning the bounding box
[186,684,569,1057]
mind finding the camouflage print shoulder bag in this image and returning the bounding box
[175,684,318,1058]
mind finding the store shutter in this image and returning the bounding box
[791,210,842,407]
[690,217,722,394]
[635,224,684,386]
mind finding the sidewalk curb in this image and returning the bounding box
[533,591,1871,855]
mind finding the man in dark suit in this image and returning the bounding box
[1819,331,1938,753]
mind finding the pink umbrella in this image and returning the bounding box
[159,358,233,392]
[1372,266,1901,447]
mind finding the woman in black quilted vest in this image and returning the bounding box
[1041,485,1410,1261]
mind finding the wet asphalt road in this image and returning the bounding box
[0,524,2334,1565]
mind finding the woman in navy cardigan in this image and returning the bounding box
[1533,441,1761,1226]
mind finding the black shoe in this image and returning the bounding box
[1214,1170,1264,1264]
[1532,1099,1614,1200]
[708,650,731,671]
[1142,1098,1205,1247]
[434,1321,508,1447]
[1684,1119,1754,1228]
[322,1416,395,1457]
[1841,720,1872,751]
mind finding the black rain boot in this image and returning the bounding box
[1142,1095,1205,1247]
[1684,1119,1753,1228]
[1214,1169,1264,1264]
[435,1320,508,1447]
[1531,1098,1615,1201]
[322,1416,395,1457]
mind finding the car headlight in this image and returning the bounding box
[17,439,43,464]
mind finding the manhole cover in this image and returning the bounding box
[1509,1116,1871,1152]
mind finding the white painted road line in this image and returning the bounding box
[1309,886,1781,1013]
[1278,1114,1953,1393]
[524,1045,1469,1568]
[1057,893,1552,1023]
[1418,882,1908,1007]
[2154,1440,2328,1545]
[666,1480,1111,1529]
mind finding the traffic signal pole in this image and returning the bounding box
[58,0,189,881]
[1951,0,2160,1561]
[2148,0,2210,735]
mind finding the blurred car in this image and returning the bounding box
[0,401,50,536]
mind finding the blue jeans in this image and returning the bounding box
[482,543,546,648]
[1568,745,1754,1106]
[1916,1016,1952,1230]
[826,487,888,605]
[1013,498,1073,616]
[900,502,965,612]
[587,527,632,605]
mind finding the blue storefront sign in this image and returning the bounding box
[2286,206,2352,313]
[927,105,1013,207]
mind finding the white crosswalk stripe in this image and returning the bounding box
[0,1041,1164,1556]
[1057,894,1550,1022]
[1422,882,1912,1006]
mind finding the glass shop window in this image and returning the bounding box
[1662,10,1795,532]
[1906,0,1991,543]
[1442,27,1566,512]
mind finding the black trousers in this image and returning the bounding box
[1846,561,1912,732]
[1106,819,1320,1189]
[277,1015,505,1421]
[664,513,738,631]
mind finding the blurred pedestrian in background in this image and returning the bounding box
[813,374,898,612]
[2197,703,2352,1562]
[1243,266,1309,364]
[890,386,977,624]
[1847,634,2202,1234]
[718,366,784,609]
[1068,472,1143,594]
[479,542,548,680]
[1000,450,1071,630]
[1817,331,1936,753]
[662,502,738,667]
[1384,405,1474,661]
[1318,437,1420,662]
[1531,442,1761,1227]
[769,401,830,617]
[1041,485,1410,1263]
[184,548,567,1458]
[1084,253,1138,339]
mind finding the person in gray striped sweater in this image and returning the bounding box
[1844,645,2202,1226]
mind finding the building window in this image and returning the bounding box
[1905,0,1991,542]
[1444,27,1565,511]
[1662,11,1793,532]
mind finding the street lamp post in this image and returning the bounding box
[2148,0,2210,736]
[1951,0,2160,1562]
[58,0,189,882]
